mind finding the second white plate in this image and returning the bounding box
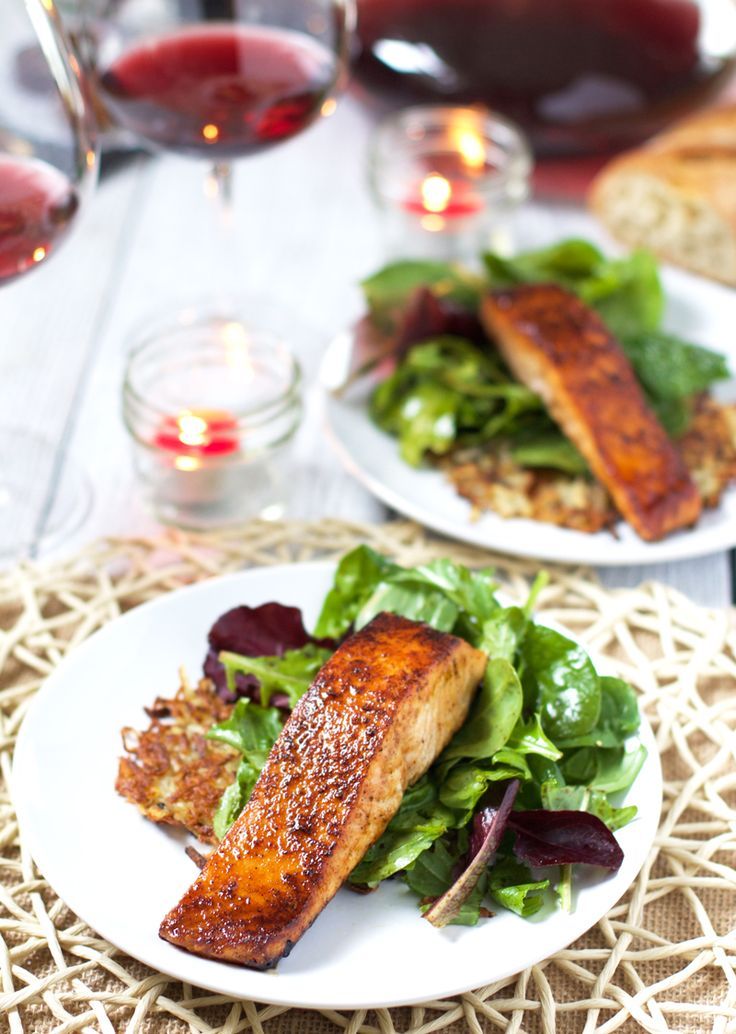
[323,267,736,566]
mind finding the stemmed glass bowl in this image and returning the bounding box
[85,0,353,330]
[0,0,98,562]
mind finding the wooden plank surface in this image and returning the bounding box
[2,96,732,606]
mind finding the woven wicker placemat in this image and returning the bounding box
[0,519,734,1034]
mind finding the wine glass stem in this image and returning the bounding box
[203,160,242,306]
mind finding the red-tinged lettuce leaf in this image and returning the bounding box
[509,809,624,870]
[204,603,332,704]
[424,779,520,928]
[395,288,486,358]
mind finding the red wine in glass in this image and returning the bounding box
[100,24,339,158]
[0,156,79,284]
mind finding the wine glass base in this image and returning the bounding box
[0,428,93,565]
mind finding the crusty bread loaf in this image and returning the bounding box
[589,105,736,286]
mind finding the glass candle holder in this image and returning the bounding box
[369,105,532,260]
[123,310,302,528]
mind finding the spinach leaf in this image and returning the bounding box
[622,330,730,399]
[556,676,640,749]
[478,606,528,662]
[483,238,604,288]
[521,625,601,741]
[583,250,663,338]
[441,659,523,766]
[207,699,284,839]
[355,557,498,638]
[314,546,399,638]
[590,744,648,794]
[484,241,663,339]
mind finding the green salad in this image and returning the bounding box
[363,239,730,470]
[204,547,646,927]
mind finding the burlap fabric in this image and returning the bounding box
[0,519,734,1034]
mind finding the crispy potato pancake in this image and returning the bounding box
[442,400,736,534]
[116,676,237,844]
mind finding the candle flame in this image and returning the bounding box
[421,173,452,214]
[177,411,209,447]
[32,247,46,263]
[454,127,486,170]
[202,123,220,142]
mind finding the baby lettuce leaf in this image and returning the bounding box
[362,260,482,330]
[488,857,550,917]
[219,644,333,709]
[404,836,489,926]
[509,809,624,870]
[509,435,589,476]
[504,714,563,761]
[349,776,453,887]
[521,625,601,741]
[204,601,327,700]
[370,336,545,467]
[424,780,519,927]
[586,791,638,832]
[207,699,284,839]
[540,782,638,833]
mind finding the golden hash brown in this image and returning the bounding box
[116,675,237,844]
[677,397,736,508]
[442,445,617,533]
[442,400,736,534]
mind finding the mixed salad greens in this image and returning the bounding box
[364,239,730,470]
[202,546,646,927]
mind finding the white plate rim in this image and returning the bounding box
[12,560,663,1009]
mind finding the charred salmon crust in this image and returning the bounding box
[481,284,702,541]
[159,612,487,968]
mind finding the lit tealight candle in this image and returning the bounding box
[369,105,532,259]
[123,317,303,529]
[404,171,485,232]
[153,409,240,463]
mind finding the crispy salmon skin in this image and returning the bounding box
[159,612,487,969]
[481,284,702,541]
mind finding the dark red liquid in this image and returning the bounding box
[0,157,79,284]
[100,24,338,158]
[355,0,736,154]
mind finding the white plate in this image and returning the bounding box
[13,561,661,1009]
[323,267,736,566]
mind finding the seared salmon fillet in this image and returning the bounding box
[481,284,702,541]
[159,611,487,968]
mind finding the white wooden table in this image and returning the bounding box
[2,95,733,607]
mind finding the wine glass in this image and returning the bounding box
[0,0,98,562]
[85,0,353,332]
